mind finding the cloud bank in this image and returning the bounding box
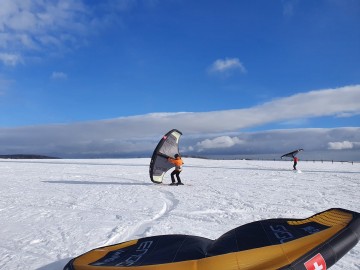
[328,141,360,150]
[0,85,359,159]
[196,136,244,151]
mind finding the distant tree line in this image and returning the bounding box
[0,154,59,159]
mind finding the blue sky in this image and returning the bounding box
[0,0,360,159]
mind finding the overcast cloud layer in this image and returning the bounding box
[0,85,359,160]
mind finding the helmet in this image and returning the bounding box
[174,154,179,158]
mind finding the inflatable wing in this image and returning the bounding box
[281,149,304,159]
[64,208,359,270]
[149,129,182,184]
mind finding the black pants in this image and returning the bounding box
[171,170,182,183]
[293,161,297,170]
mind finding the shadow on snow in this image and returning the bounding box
[42,180,152,186]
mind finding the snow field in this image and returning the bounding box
[0,158,359,269]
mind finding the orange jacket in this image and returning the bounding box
[168,156,184,169]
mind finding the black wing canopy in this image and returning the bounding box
[281,149,304,159]
[149,129,182,184]
[64,208,360,270]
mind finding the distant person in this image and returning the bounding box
[293,156,299,170]
[168,154,184,185]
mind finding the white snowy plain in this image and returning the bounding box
[0,158,359,270]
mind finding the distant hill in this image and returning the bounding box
[0,154,60,159]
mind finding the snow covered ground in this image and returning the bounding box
[0,158,359,270]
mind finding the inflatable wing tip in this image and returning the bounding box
[63,208,360,270]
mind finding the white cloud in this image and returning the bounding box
[190,128,360,155]
[51,71,68,80]
[328,141,360,150]
[0,0,135,66]
[208,58,246,75]
[196,136,244,151]
[335,112,360,118]
[0,53,23,66]
[0,0,86,66]
[0,85,359,158]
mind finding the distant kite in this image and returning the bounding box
[281,149,304,159]
[64,208,359,270]
[149,129,182,184]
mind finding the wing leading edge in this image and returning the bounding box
[281,149,304,159]
[64,208,360,270]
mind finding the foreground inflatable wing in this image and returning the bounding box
[64,208,359,270]
[281,149,304,159]
[149,129,182,184]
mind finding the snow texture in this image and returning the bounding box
[0,158,359,269]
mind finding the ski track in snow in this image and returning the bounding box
[104,188,179,245]
[0,158,359,269]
